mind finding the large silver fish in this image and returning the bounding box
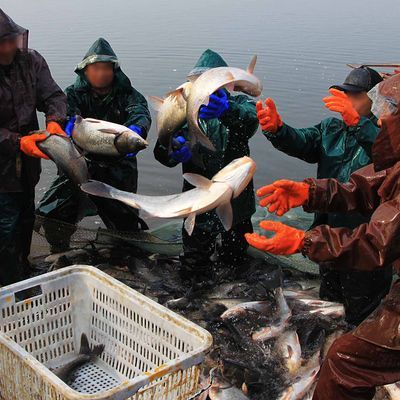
[148,82,192,147]
[72,116,148,156]
[186,55,263,152]
[275,331,302,376]
[53,333,104,383]
[37,132,89,185]
[81,156,256,235]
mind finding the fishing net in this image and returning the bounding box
[31,215,184,263]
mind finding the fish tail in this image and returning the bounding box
[79,333,105,359]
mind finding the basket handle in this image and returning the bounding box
[14,284,43,303]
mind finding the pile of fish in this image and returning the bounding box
[34,243,347,399]
[197,285,347,399]
[149,55,263,154]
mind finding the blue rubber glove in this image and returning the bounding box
[126,125,144,158]
[65,115,76,137]
[199,89,230,120]
[170,135,192,163]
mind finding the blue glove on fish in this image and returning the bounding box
[170,135,192,163]
[65,115,76,137]
[199,89,230,120]
[126,125,143,158]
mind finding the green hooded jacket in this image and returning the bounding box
[154,49,259,232]
[265,115,380,229]
[65,38,151,135]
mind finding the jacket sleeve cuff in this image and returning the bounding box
[46,115,67,127]
[262,124,286,141]
[301,229,319,258]
[303,178,326,212]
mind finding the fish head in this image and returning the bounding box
[212,157,256,198]
[115,130,148,154]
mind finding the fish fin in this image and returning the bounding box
[98,128,119,135]
[165,87,184,98]
[79,333,91,355]
[183,173,212,189]
[247,55,258,74]
[75,115,83,124]
[184,212,196,236]
[190,128,216,152]
[148,96,164,111]
[91,344,105,359]
[177,82,192,100]
[215,202,233,231]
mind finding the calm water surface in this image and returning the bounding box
[2,0,398,226]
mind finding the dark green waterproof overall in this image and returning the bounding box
[154,49,258,277]
[36,38,151,252]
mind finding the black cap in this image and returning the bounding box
[331,66,383,93]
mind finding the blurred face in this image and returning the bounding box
[0,37,18,65]
[84,62,114,89]
[346,91,372,117]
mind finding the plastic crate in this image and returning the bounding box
[0,265,212,400]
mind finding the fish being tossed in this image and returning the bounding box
[81,156,256,235]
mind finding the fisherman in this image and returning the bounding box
[255,67,391,326]
[245,74,400,400]
[36,38,151,253]
[154,49,258,281]
[0,9,67,285]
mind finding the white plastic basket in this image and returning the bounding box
[0,265,212,400]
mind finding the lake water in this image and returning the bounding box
[2,0,399,225]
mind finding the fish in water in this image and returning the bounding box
[186,55,263,152]
[72,115,148,156]
[81,156,256,235]
[149,82,192,148]
[53,333,105,383]
[209,368,250,400]
[37,132,89,185]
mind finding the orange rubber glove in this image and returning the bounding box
[46,121,67,136]
[323,88,360,127]
[257,180,310,216]
[256,98,283,133]
[20,133,49,159]
[245,221,305,255]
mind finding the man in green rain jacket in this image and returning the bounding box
[154,49,259,281]
[256,67,392,325]
[36,38,151,252]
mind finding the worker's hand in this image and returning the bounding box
[46,121,67,136]
[323,89,360,127]
[256,98,283,133]
[65,116,76,137]
[126,125,144,158]
[20,133,49,160]
[257,180,310,216]
[245,221,305,255]
[199,89,230,119]
[170,134,192,163]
